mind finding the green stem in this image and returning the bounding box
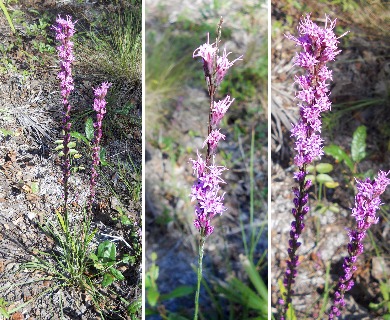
[318,182,323,201]
[194,236,206,320]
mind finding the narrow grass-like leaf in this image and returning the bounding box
[160,285,194,301]
[242,256,267,303]
[318,261,331,318]
[0,0,15,33]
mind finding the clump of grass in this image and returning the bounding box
[24,210,104,308]
[145,29,198,132]
[77,6,142,85]
[100,9,141,82]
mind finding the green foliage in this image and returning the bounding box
[85,117,94,141]
[25,15,56,54]
[318,262,332,319]
[126,297,142,319]
[22,210,106,313]
[30,181,39,194]
[369,281,390,316]
[0,297,31,318]
[306,163,340,213]
[351,125,367,163]
[319,0,359,12]
[219,46,267,104]
[368,231,390,317]
[0,128,14,137]
[54,136,84,173]
[324,125,368,174]
[216,256,268,319]
[146,29,197,125]
[145,253,194,317]
[89,240,125,287]
[0,297,11,318]
[241,130,267,265]
[71,131,90,145]
[79,7,142,83]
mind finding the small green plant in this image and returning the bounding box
[89,240,126,287]
[145,252,194,318]
[319,0,359,12]
[118,296,142,320]
[0,297,11,318]
[324,125,368,175]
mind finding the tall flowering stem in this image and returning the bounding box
[328,171,390,319]
[190,18,242,319]
[53,15,76,213]
[279,15,347,319]
[88,82,112,212]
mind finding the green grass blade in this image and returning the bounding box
[242,256,267,303]
[0,0,15,33]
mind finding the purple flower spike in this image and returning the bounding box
[279,14,347,319]
[190,22,241,239]
[53,15,76,208]
[89,82,112,210]
[328,171,390,319]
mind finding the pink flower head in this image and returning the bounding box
[94,82,111,100]
[211,95,235,126]
[93,82,112,113]
[53,15,76,40]
[193,33,217,77]
[215,48,243,86]
[203,129,225,153]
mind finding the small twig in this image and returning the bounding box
[101,233,132,249]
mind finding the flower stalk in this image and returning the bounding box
[279,14,347,319]
[328,171,390,319]
[53,15,76,214]
[88,82,112,212]
[190,18,242,319]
